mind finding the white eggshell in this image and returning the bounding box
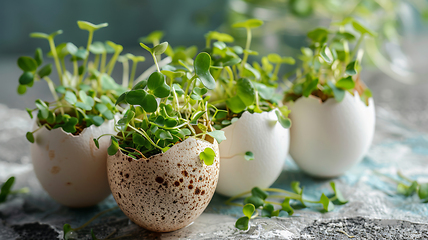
[107,137,220,232]
[31,120,116,207]
[289,91,375,178]
[215,111,290,197]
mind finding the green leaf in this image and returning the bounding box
[226,95,247,113]
[307,28,329,43]
[330,182,348,205]
[77,21,108,32]
[232,19,264,29]
[38,64,52,78]
[194,52,216,90]
[92,116,104,127]
[207,130,226,144]
[17,57,38,72]
[244,151,254,161]
[407,181,419,196]
[262,204,274,217]
[352,20,376,37]
[35,99,49,119]
[320,45,332,64]
[152,42,169,55]
[0,177,15,203]
[267,53,282,63]
[139,30,164,44]
[190,111,206,125]
[76,102,91,111]
[199,147,216,165]
[108,136,119,155]
[140,42,153,54]
[91,229,99,240]
[252,82,275,100]
[244,196,264,208]
[251,187,268,200]
[291,181,302,195]
[336,76,355,90]
[223,57,241,66]
[132,80,148,90]
[132,133,146,146]
[205,31,234,42]
[115,92,127,105]
[89,41,106,54]
[235,217,250,231]
[345,61,357,76]
[19,72,34,85]
[418,183,428,200]
[17,85,27,95]
[302,77,318,97]
[62,117,78,133]
[281,198,294,215]
[26,132,34,143]
[320,193,334,212]
[63,224,72,239]
[327,81,345,102]
[142,94,158,113]
[125,90,147,106]
[236,78,256,106]
[243,203,255,218]
[34,48,43,66]
[65,91,77,105]
[147,72,165,90]
[275,110,291,129]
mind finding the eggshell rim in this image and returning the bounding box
[289,90,374,107]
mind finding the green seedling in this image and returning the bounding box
[94,40,225,159]
[20,21,126,141]
[284,18,373,106]
[0,176,29,204]
[227,181,347,230]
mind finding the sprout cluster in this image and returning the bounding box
[284,17,374,106]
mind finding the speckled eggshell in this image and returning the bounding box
[31,120,115,207]
[107,137,220,232]
[289,91,375,178]
[215,110,290,197]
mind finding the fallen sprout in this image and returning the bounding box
[226,181,348,230]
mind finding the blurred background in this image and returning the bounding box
[1,0,428,131]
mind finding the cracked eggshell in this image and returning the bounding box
[107,137,219,232]
[289,91,375,178]
[31,120,116,207]
[215,111,290,197]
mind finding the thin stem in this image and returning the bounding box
[152,53,160,72]
[73,206,119,231]
[79,30,94,84]
[373,170,402,184]
[240,27,252,71]
[225,190,251,205]
[43,76,64,115]
[128,125,162,151]
[94,54,100,70]
[129,61,138,87]
[350,34,365,61]
[273,63,281,80]
[121,58,129,88]
[107,50,121,76]
[397,171,414,183]
[100,52,107,73]
[264,201,281,206]
[48,37,63,85]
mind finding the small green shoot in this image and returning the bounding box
[227,181,347,230]
[199,148,216,166]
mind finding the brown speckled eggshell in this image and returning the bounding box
[107,137,220,232]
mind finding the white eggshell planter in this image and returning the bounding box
[107,137,220,232]
[31,120,116,207]
[289,91,375,178]
[215,110,290,197]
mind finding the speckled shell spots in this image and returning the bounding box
[107,137,220,232]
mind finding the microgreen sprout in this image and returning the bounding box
[19,21,127,142]
[94,40,225,159]
[63,206,119,240]
[203,19,295,130]
[0,176,29,204]
[227,181,348,230]
[375,171,428,203]
[284,17,374,106]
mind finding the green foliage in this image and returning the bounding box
[228,181,346,230]
[284,18,373,105]
[244,151,254,161]
[19,21,123,141]
[376,171,428,202]
[205,19,294,130]
[199,147,216,165]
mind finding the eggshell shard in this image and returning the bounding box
[107,137,220,232]
[215,111,290,197]
[289,91,375,178]
[31,120,115,207]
